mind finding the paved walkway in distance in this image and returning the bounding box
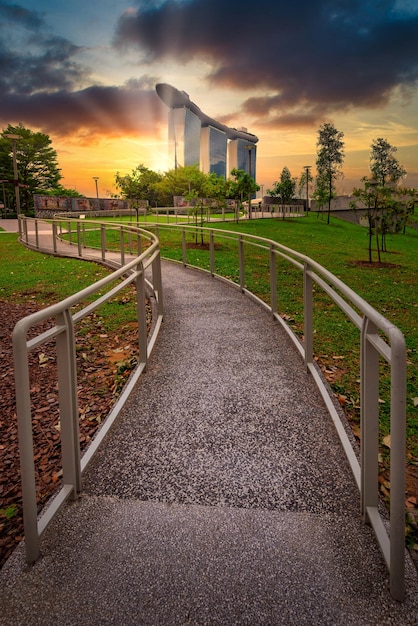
[1,220,418,625]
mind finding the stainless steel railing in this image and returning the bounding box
[147,221,407,601]
[13,217,164,564]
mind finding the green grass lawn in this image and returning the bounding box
[0,232,138,334]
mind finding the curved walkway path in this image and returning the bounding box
[1,220,418,624]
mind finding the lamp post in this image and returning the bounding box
[5,133,22,216]
[93,176,99,199]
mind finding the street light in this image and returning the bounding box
[5,133,22,216]
[93,176,99,199]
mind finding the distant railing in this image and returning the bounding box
[144,221,407,601]
[14,217,164,564]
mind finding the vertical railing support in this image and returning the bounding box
[269,245,277,317]
[360,318,379,519]
[389,330,407,602]
[120,228,125,266]
[35,220,39,250]
[136,263,148,370]
[182,228,187,266]
[77,221,82,257]
[12,322,40,564]
[304,261,314,370]
[52,221,58,254]
[210,231,215,277]
[239,235,245,292]
[101,224,106,261]
[56,310,81,494]
[152,251,164,316]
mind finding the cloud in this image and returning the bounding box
[114,0,418,127]
[0,1,88,95]
[0,80,166,139]
[0,3,165,139]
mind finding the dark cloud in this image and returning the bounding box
[0,1,44,29]
[0,2,88,95]
[114,0,418,126]
[0,2,165,138]
[0,80,166,138]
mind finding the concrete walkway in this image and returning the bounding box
[1,220,418,624]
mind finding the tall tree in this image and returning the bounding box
[0,124,61,213]
[315,122,345,224]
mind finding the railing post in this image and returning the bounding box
[152,251,164,316]
[77,221,82,257]
[239,235,245,292]
[120,228,125,266]
[56,310,81,494]
[35,219,39,250]
[101,224,106,261]
[136,263,148,369]
[210,230,215,277]
[303,261,313,369]
[389,330,406,601]
[137,232,142,256]
[12,323,40,564]
[67,221,72,246]
[182,228,187,266]
[360,317,379,519]
[269,244,277,317]
[52,221,58,254]
[128,229,133,255]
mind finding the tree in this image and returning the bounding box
[350,177,386,262]
[370,138,406,187]
[202,172,229,216]
[154,165,207,207]
[312,172,329,218]
[0,124,61,213]
[268,166,296,220]
[228,168,259,223]
[115,164,162,210]
[315,122,345,224]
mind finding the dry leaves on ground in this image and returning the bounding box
[0,297,150,568]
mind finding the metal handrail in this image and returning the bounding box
[143,221,407,601]
[13,217,164,564]
[15,217,407,600]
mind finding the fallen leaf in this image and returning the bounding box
[383,434,391,448]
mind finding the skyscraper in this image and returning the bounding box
[200,125,228,178]
[156,83,258,180]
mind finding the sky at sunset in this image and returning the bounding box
[0,0,417,198]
